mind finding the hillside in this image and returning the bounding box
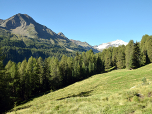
[0,14,87,63]
[7,63,152,114]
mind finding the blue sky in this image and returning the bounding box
[0,0,152,46]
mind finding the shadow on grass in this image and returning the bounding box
[22,90,51,104]
[57,90,93,100]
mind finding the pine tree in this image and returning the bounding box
[141,34,149,51]
[140,45,147,65]
[5,61,20,102]
[0,47,11,113]
[66,57,73,85]
[81,62,87,78]
[50,57,61,89]
[43,58,50,91]
[88,61,94,76]
[140,34,149,65]
[72,60,81,81]
[18,59,27,100]
[117,45,126,69]
[105,48,112,69]
[32,59,40,94]
[125,40,134,69]
[59,55,68,87]
[147,37,152,62]
[112,47,118,67]
[100,49,107,63]
[25,56,36,98]
[95,54,103,73]
[10,62,19,101]
[86,49,95,64]
[36,57,44,93]
[132,42,140,69]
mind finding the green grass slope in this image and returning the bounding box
[7,64,152,114]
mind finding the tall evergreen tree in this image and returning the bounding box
[117,45,126,69]
[112,47,118,67]
[88,61,94,75]
[95,54,103,73]
[66,57,73,85]
[125,40,134,69]
[141,34,149,51]
[0,47,11,113]
[43,58,51,91]
[18,59,27,100]
[131,42,140,69]
[81,62,87,78]
[50,57,61,89]
[104,48,112,69]
[72,60,81,81]
[36,57,44,93]
[59,55,68,87]
[25,56,36,98]
[5,61,20,102]
[147,37,152,62]
[140,34,149,65]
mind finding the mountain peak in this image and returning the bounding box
[0,13,37,30]
[13,13,32,19]
[58,32,65,36]
[14,13,34,21]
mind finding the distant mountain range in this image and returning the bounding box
[70,39,128,52]
[0,13,128,63]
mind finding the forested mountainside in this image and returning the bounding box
[0,14,87,64]
[2,33,152,113]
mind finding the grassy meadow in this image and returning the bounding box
[7,63,152,114]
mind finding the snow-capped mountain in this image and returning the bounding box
[94,40,128,51]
